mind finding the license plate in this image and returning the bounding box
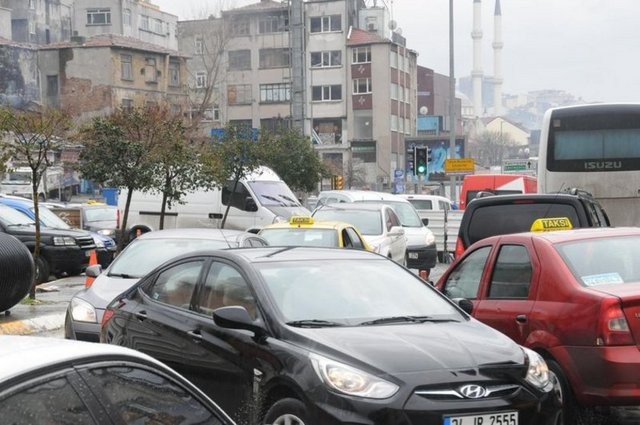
[408,252,419,259]
[444,411,518,425]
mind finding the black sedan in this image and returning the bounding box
[102,247,560,425]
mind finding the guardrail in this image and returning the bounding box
[417,210,463,263]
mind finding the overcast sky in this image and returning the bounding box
[152,0,639,103]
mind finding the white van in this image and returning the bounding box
[315,190,437,274]
[120,167,310,238]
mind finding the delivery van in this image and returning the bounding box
[458,174,537,210]
[120,166,310,238]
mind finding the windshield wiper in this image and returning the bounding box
[358,316,458,326]
[7,223,34,227]
[260,194,287,206]
[108,272,138,278]
[278,194,301,206]
[286,319,345,328]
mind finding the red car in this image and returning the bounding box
[435,226,640,424]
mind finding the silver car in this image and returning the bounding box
[65,228,268,341]
[0,335,234,424]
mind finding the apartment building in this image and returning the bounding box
[178,0,417,188]
[0,0,73,44]
[71,0,177,50]
[38,34,188,120]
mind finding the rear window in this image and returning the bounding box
[407,199,433,210]
[466,189,521,206]
[466,203,581,246]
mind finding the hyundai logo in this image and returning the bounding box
[459,384,488,399]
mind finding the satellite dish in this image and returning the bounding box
[419,106,428,115]
[389,20,397,30]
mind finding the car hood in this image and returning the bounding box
[9,225,90,238]
[285,319,524,375]
[75,274,141,310]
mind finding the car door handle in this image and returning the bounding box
[515,314,527,324]
[187,330,203,342]
[134,310,147,321]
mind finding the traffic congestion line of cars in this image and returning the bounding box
[101,246,560,425]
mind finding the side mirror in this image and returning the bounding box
[85,264,102,278]
[213,306,266,338]
[422,217,429,226]
[389,226,405,236]
[453,298,474,315]
[244,196,258,212]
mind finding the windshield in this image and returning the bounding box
[84,207,118,223]
[259,228,338,247]
[258,259,462,325]
[557,236,640,286]
[0,205,35,225]
[248,181,301,207]
[312,209,382,235]
[109,238,233,278]
[31,207,71,229]
[2,172,31,184]
[359,201,423,227]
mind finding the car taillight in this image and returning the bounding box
[597,299,634,346]
[454,236,465,259]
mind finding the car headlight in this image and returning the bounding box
[53,236,77,246]
[309,353,399,399]
[70,298,97,323]
[523,347,552,392]
[425,229,436,246]
[92,237,105,248]
[97,229,116,237]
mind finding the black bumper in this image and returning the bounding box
[42,246,89,275]
[406,242,438,269]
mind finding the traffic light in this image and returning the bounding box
[427,147,432,162]
[415,147,427,176]
[332,175,344,190]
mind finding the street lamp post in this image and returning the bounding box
[448,0,457,203]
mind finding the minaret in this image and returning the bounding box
[471,0,483,117]
[492,0,504,116]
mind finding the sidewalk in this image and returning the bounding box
[0,276,85,335]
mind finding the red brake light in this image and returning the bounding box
[597,299,634,346]
[454,236,465,259]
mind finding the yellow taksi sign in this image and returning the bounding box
[530,217,573,232]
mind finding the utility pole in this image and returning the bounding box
[448,0,457,203]
[290,0,305,134]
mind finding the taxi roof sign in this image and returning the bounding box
[530,217,573,232]
[289,216,314,226]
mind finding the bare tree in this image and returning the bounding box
[468,130,517,168]
[0,107,70,297]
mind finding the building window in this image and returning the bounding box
[29,0,36,9]
[140,15,149,31]
[312,85,342,101]
[227,84,252,105]
[123,9,131,26]
[353,78,372,94]
[170,104,181,114]
[352,141,376,163]
[259,48,290,69]
[310,50,341,68]
[201,106,220,122]
[230,17,250,36]
[229,119,252,129]
[121,54,132,80]
[228,50,251,71]
[144,58,157,83]
[29,21,36,35]
[169,62,180,87]
[261,118,291,131]
[87,8,111,25]
[352,46,371,64]
[121,98,133,111]
[258,14,289,34]
[260,83,291,103]
[313,119,342,144]
[46,75,58,97]
[310,15,341,33]
[195,37,203,54]
[390,114,398,131]
[195,71,207,88]
[153,18,163,34]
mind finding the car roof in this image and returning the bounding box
[0,336,162,382]
[399,194,452,202]
[481,227,640,246]
[314,202,389,212]
[320,190,410,203]
[466,193,591,207]
[180,245,381,264]
[261,219,354,230]
[136,228,249,240]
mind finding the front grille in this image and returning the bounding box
[75,236,96,251]
[415,383,521,401]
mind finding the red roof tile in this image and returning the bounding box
[347,28,390,46]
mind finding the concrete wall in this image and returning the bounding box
[0,44,40,108]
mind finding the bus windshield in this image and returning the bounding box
[554,128,640,160]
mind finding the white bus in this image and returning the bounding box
[538,103,640,226]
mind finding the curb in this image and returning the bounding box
[0,313,65,335]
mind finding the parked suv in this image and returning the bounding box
[455,190,610,258]
[0,204,96,283]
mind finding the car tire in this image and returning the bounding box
[34,255,51,285]
[546,358,577,425]
[262,398,312,425]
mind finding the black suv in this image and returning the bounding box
[0,204,96,283]
[455,189,610,257]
